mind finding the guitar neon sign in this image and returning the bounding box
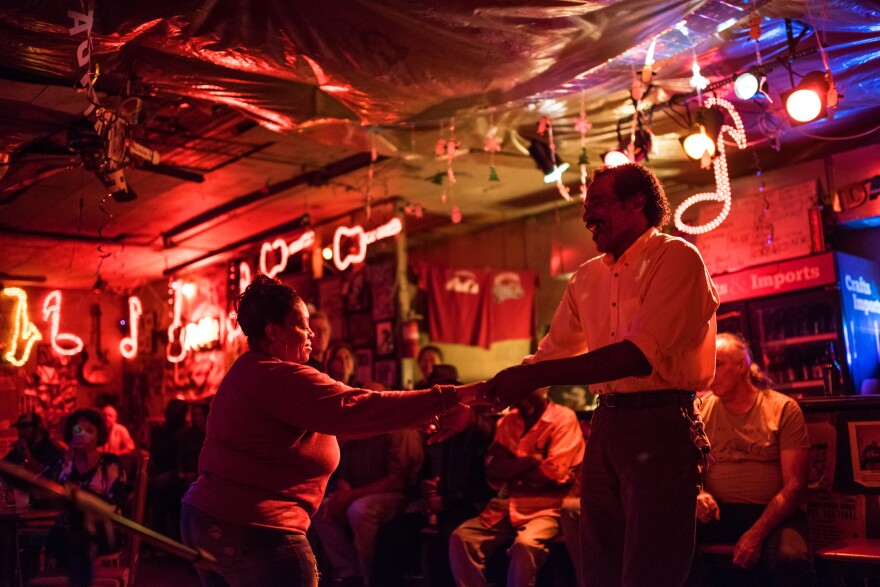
[333,217,402,271]
[166,281,187,364]
[42,290,84,356]
[120,296,142,359]
[260,231,316,278]
[2,288,43,367]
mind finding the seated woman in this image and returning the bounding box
[40,408,128,583]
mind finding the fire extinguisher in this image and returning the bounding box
[402,320,419,358]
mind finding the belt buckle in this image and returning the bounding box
[602,393,617,408]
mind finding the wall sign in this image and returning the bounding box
[2,287,43,367]
[333,217,402,271]
[260,231,316,278]
[42,290,84,356]
[119,296,142,359]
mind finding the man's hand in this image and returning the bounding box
[428,404,474,444]
[733,527,764,568]
[483,365,540,411]
[454,382,492,406]
[696,491,720,524]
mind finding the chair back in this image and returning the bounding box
[125,452,150,583]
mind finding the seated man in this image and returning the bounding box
[449,387,584,587]
[312,419,424,586]
[4,412,64,474]
[689,333,816,586]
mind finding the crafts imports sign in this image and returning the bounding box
[712,252,836,304]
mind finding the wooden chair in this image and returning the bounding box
[27,453,150,587]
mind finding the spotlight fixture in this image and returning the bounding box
[528,140,569,183]
[780,71,829,124]
[681,107,724,160]
[734,67,769,101]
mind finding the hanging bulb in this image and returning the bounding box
[450,206,462,224]
[683,126,716,160]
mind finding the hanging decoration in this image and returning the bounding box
[365,133,377,219]
[2,287,43,367]
[674,97,747,235]
[642,37,657,85]
[537,115,571,201]
[575,92,592,201]
[42,290,84,356]
[119,296,142,359]
[484,116,502,182]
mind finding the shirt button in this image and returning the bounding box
[612,302,616,307]
[611,332,615,336]
[614,273,619,277]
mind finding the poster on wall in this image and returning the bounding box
[848,420,880,488]
[31,343,80,436]
[695,180,818,275]
[807,493,866,549]
[807,418,837,492]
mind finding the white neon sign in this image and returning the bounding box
[166,281,187,364]
[673,97,747,235]
[333,217,403,271]
[42,290,84,356]
[120,296,143,359]
[260,231,316,278]
[2,288,43,367]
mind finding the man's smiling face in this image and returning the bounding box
[583,173,647,259]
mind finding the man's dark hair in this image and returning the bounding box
[235,274,303,346]
[418,345,444,362]
[591,163,670,228]
[64,408,109,446]
[165,399,190,428]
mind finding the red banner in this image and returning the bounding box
[713,253,837,303]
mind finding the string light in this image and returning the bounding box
[42,290,84,356]
[674,97,747,235]
[119,296,142,359]
[2,287,42,367]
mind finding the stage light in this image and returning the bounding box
[322,247,333,260]
[781,71,828,124]
[603,151,631,167]
[734,72,759,100]
[528,140,569,184]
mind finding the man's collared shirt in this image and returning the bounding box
[532,228,719,394]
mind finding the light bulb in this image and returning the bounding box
[322,247,333,260]
[543,162,570,184]
[682,128,716,160]
[603,151,631,167]
[734,72,759,100]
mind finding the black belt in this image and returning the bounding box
[597,390,695,408]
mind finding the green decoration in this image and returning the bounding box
[430,172,445,185]
[578,148,589,166]
[489,166,500,182]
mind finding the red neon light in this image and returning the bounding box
[120,296,142,359]
[166,281,187,363]
[2,288,43,367]
[41,290,84,356]
[333,217,402,271]
[260,231,316,278]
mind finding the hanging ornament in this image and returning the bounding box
[641,37,657,85]
[446,118,459,183]
[576,92,591,201]
[364,132,377,219]
[484,116,502,183]
[489,166,500,182]
[450,206,462,224]
[689,59,709,91]
[748,14,762,40]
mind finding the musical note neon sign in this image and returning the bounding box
[42,290,84,356]
[260,231,316,278]
[120,296,142,359]
[2,288,43,367]
[333,217,402,271]
[673,97,747,235]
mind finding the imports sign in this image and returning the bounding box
[712,253,836,303]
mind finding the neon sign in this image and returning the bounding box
[166,281,187,363]
[41,290,84,356]
[260,231,316,278]
[226,262,250,343]
[119,296,142,359]
[2,288,43,367]
[333,217,403,271]
[673,97,747,235]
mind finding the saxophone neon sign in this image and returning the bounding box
[333,217,402,271]
[2,288,43,367]
[673,97,748,235]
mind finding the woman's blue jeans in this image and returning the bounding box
[180,503,318,587]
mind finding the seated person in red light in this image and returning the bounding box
[449,387,584,587]
[687,333,816,587]
[99,403,136,457]
[3,411,65,474]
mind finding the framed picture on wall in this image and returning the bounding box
[847,419,880,489]
[375,320,394,356]
[355,349,373,386]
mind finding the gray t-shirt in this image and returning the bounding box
[701,389,810,504]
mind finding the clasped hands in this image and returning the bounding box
[427,364,542,443]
